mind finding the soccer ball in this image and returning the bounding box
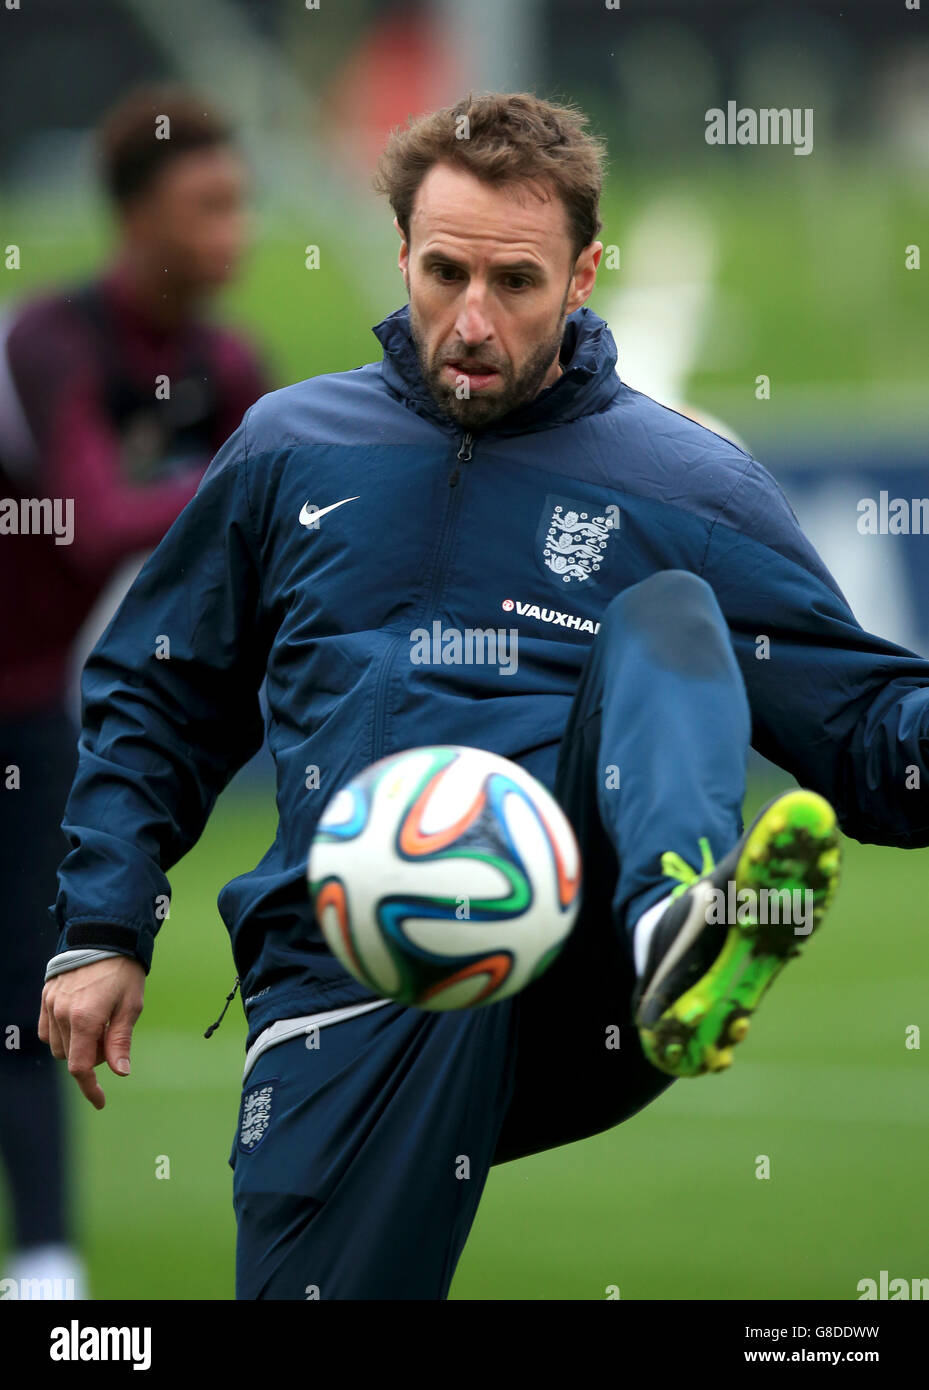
[307,745,582,1010]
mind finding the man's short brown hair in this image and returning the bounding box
[97,86,234,208]
[372,91,606,261]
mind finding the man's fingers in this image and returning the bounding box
[51,998,72,1063]
[44,1010,65,1060]
[68,1033,107,1109]
[103,998,142,1077]
[40,989,63,1058]
[66,1007,109,1106]
[71,1064,106,1110]
[37,991,49,1043]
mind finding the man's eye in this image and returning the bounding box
[434,265,461,282]
[504,276,531,291]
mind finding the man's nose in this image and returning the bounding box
[454,289,493,346]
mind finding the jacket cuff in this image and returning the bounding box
[45,948,129,982]
[55,919,153,971]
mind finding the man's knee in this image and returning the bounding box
[598,570,735,677]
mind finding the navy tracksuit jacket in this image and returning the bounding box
[52,303,929,1050]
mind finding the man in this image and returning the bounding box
[1,86,266,1295]
[39,92,929,1300]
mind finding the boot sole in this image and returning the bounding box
[637,790,841,1078]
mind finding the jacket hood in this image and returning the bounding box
[372,301,622,436]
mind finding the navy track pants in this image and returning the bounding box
[231,571,751,1298]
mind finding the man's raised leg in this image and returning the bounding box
[495,569,840,1163]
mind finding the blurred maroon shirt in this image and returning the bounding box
[0,268,268,717]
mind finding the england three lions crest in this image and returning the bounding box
[538,497,619,587]
[237,1080,276,1153]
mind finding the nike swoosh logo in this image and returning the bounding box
[299,496,360,528]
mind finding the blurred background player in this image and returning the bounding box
[0,86,267,1297]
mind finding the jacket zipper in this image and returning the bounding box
[370,430,474,759]
[449,430,473,487]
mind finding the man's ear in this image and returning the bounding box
[565,240,603,314]
[394,216,409,284]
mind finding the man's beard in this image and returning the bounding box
[409,292,570,430]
